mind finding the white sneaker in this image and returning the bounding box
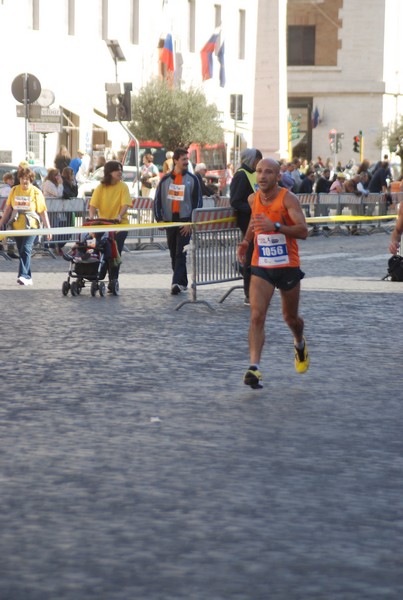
[179,285,188,292]
[17,276,33,286]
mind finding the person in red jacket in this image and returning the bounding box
[237,158,309,389]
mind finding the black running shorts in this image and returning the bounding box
[251,266,305,291]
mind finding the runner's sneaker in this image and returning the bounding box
[294,337,310,373]
[243,366,263,389]
[171,284,181,295]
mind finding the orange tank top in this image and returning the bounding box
[251,187,300,268]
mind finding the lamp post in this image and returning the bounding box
[106,39,126,83]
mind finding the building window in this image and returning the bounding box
[32,0,39,30]
[239,9,245,60]
[68,0,75,36]
[130,0,139,44]
[188,0,195,53]
[28,132,40,162]
[288,25,315,66]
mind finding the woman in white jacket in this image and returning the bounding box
[42,169,63,197]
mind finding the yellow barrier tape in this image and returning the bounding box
[1,213,396,237]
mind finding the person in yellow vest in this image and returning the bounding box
[230,148,262,305]
[237,158,309,389]
[0,166,52,285]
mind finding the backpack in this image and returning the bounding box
[385,255,403,281]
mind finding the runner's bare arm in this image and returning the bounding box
[282,191,309,240]
[389,201,403,254]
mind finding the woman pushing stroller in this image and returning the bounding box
[88,160,132,291]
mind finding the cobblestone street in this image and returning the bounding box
[1,233,403,599]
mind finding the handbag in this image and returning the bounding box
[387,255,403,281]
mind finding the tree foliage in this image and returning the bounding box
[385,117,403,166]
[128,79,224,149]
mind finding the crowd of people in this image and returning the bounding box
[277,154,401,199]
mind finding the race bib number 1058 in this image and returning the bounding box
[257,233,289,267]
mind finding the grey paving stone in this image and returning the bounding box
[0,234,402,599]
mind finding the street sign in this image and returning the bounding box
[28,122,62,133]
[16,105,42,118]
[17,105,61,123]
[11,73,41,104]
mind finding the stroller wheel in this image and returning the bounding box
[99,281,106,297]
[110,279,120,296]
[62,281,70,296]
[90,281,97,297]
[76,280,83,294]
[71,281,79,296]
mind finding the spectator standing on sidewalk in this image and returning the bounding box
[162,151,174,174]
[69,150,84,177]
[154,147,202,295]
[61,167,78,199]
[0,172,19,258]
[230,147,263,305]
[42,169,64,198]
[194,163,216,198]
[54,145,71,173]
[280,162,296,191]
[299,170,316,194]
[315,168,332,194]
[237,158,309,390]
[368,161,389,194]
[140,153,159,199]
[329,172,346,194]
[0,166,52,286]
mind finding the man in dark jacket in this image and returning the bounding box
[315,168,332,194]
[368,161,389,193]
[154,148,202,295]
[230,148,262,305]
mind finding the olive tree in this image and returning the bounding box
[128,79,224,149]
[384,118,403,175]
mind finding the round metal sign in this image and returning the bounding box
[11,73,42,104]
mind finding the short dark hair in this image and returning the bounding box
[173,148,188,161]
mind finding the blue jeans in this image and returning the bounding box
[15,234,36,279]
[166,226,191,287]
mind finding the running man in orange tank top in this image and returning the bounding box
[237,158,310,389]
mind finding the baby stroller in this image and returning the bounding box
[62,219,121,297]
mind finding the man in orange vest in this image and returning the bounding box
[154,148,202,295]
[237,158,310,389]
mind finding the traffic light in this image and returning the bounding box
[106,82,132,122]
[353,135,360,153]
[230,94,243,121]
[288,115,301,142]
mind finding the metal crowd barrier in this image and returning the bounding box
[43,197,88,256]
[296,192,397,236]
[126,197,166,250]
[126,196,231,250]
[175,206,243,311]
